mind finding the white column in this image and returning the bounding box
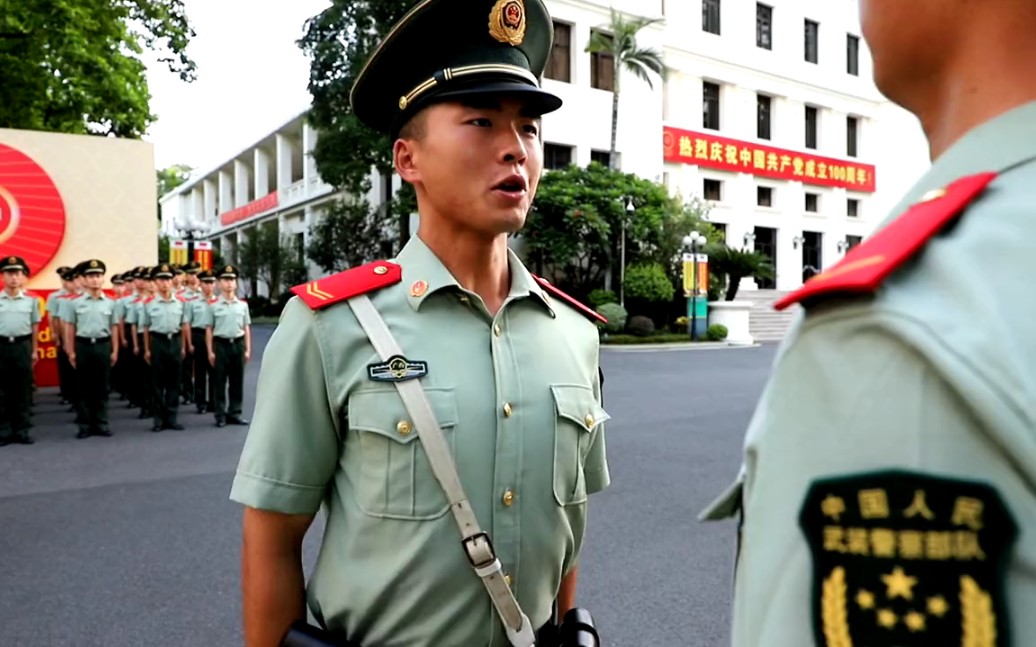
[191,188,204,222]
[234,159,250,207]
[276,134,293,190]
[218,171,233,214]
[254,148,270,198]
[302,123,318,185]
[203,179,217,224]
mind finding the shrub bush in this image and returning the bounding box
[596,302,628,334]
[623,263,675,303]
[672,315,689,334]
[706,324,729,341]
[588,289,618,308]
[627,315,656,337]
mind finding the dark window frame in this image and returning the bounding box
[847,116,859,158]
[703,0,721,35]
[703,81,721,130]
[704,179,722,201]
[590,31,614,91]
[847,34,860,76]
[805,19,820,64]
[545,21,572,82]
[757,94,772,140]
[543,143,573,170]
[847,198,860,218]
[805,192,819,213]
[805,106,818,150]
[756,3,773,50]
[757,186,773,207]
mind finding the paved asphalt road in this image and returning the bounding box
[0,327,778,647]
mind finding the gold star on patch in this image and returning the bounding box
[882,567,918,600]
[855,589,875,609]
[927,595,949,617]
[904,611,926,632]
[876,608,897,629]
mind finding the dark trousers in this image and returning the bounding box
[58,345,75,404]
[180,340,194,401]
[191,329,212,407]
[75,337,112,433]
[0,337,33,440]
[150,334,182,426]
[135,333,156,414]
[213,337,244,420]
[116,330,134,400]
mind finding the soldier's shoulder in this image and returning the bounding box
[531,275,607,325]
[775,172,998,311]
[290,261,402,311]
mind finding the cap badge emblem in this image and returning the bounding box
[90,260,99,268]
[489,0,526,46]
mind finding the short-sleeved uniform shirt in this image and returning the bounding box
[230,236,610,646]
[0,290,41,337]
[67,293,116,339]
[185,295,215,330]
[45,289,66,323]
[704,101,1036,645]
[142,295,187,335]
[203,295,250,339]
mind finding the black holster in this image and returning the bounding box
[280,621,354,647]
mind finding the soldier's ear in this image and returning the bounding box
[393,138,421,186]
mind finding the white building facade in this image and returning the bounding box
[160,0,930,295]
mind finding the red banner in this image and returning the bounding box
[220,191,279,226]
[194,241,213,271]
[27,289,59,387]
[663,126,876,193]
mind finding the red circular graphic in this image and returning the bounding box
[0,143,67,276]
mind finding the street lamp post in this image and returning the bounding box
[682,230,707,341]
[620,197,634,307]
[174,218,211,265]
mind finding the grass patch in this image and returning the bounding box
[601,333,695,345]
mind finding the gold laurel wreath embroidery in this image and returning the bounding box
[822,567,854,647]
[961,576,995,647]
[488,0,525,46]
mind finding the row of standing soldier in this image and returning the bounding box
[0,258,252,445]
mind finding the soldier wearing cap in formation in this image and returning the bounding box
[57,264,87,422]
[185,269,217,414]
[0,256,41,446]
[230,1,609,645]
[172,265,185,294]
[109,273,128,400]
[46,266,74,405]
[178,262,202,406]
[64,259,118,439]
[203,264,251,428]
[113,272,137,406]
[127,267,159,419]
[141,264,189,432]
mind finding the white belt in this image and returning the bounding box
[348,294,536,647]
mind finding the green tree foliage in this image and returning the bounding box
[157,234,170,263]
[584,9,665,169]
[0,0,196,137]
[156,163,192,221]
[623,263,674,303]
[306,199,396,274]
[297,0,416,247]
[236,222,303,299]
[707,245,775,301]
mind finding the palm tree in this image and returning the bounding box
[585,9,666,170]
[707,245,775,301]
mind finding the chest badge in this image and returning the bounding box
[367,354,428,382]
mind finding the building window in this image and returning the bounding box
[756,4,773,50]
[757,186,773,207]
[712,222,727,243]
[847,198,860,218]
[805,192,819,213]
[545,22,571,82]
[704,179,722,201]
[590,150,611,166]
[703,0,721,35]
[805,20,820,64]
[805,106,818,150]
[847,34,860,76]
[544,144,573,170]
[847,234,863,250]
[703,81,721,130]
[757,94,772,140]
[847,116,859,157]
[590,31,614,91]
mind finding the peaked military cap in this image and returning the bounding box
[82,259,106,275]
[218,264,239,279]
[56,266,72,280]
[184,262,201,275]
[1,255,29,274]
[111,274,125,285]
[152,264,175,279]
[198,270,216,282]
[351,0,563,137]
[173,265,185,276]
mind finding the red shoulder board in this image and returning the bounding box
[774,172,997,311]
[290,261,402,310]
[132,297,142,304]
[144,296,155,304]
[176,295,186,302]
[532,275,607,324]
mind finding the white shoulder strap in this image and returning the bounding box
[348,294,536,647]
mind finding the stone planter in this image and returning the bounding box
[708,301,755,346]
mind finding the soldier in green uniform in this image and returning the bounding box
[229,2,610,645]
[142,264,188,432]
[65,260,118,439]
[58,264,87,421]
[46,266,73,404]
[109,273,127,399]
[114,271,138,408]
[127,267,157,419]
[179,262,201,405]
[701,1,1036,645]
[186,269,217,414]
[0,256,41,446]
[204,264,250,428]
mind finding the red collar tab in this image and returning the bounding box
[774,172,998,311]
[290,261,402,310]
[532,275,608,324]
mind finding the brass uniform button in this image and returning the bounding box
[920,187,947,202]
[504,573,513,587]
[502,489,515,506]
[397,420,413,436]
[502,402,513,417]
[493,324,502,337]
[373,266,389,275]
[584,413,595,428]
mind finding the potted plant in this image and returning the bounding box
[705,245,775,345]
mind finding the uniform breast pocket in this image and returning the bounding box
[551,384,609,507]
[346,387,459,520]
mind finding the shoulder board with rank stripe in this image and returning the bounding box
[145,296,154,304]
[291,261,402,310]
[532,275,607,324]
[774,172,998,311]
